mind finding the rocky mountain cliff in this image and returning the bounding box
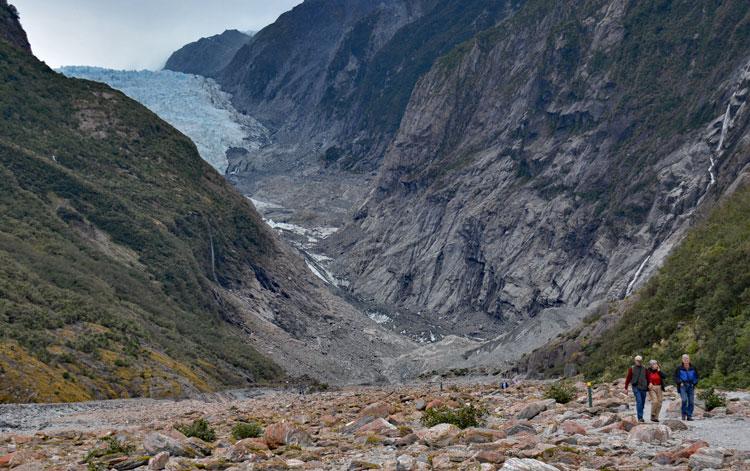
[0,7,412,403]
[331,1,750,352]
[164,29,251,78]
[0,0,29,52]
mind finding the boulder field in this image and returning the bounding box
[0,381,748,470]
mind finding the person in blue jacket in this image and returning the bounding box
[673,354,699,421]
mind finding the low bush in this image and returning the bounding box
[85,436,135,462]
[545,381,576,404]
[231,421,263,440]
[176,418,216,442]
[421,404,482,429]
[698,388,727,411]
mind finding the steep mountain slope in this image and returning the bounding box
[164,29,251,78]
[0,0,27,52]
[214,0,429,233]
[516,178,750,388]
[214,1,528,233]
[331,0,750,359]
[0,8,412,403]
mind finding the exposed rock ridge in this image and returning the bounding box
[331,1,750,344]
[0,1,30,52]
[164,29,252,78]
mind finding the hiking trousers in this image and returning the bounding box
[649,387,663,420]
[679,384,695,418]
[633,387,648,420]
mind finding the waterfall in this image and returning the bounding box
[626,254,651,297]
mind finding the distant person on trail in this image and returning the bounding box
[647,359,666,422]
[674,354,699,421]
[625,355,649,422]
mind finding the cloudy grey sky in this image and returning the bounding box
[12,0,303,70]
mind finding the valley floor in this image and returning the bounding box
[1,381,749,470]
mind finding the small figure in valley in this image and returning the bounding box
[646,359,666,422]
[625,355,649,422]
[674,353,699,421]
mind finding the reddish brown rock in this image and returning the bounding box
[263,422,312,449]
[426,399,445,410]
[360,402,393,418]
[561,421,586,435]
[461,427,507,444]
[320,414,338,427]
[656,440,711,464]
[0,452,15,467]
[476,450,506,464]
[354,418,398,436]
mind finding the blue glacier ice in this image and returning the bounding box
[58,66,268,174]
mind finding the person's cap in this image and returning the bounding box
[649,359,657,365]
[634,355,643,361]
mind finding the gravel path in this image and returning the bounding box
[680,415,750,451]
[641,396,750,451]
[0,389,268,434]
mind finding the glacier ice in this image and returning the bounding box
[58,66,268,175]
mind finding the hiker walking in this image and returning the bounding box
[646,359,666,422]
[625,355,649,422]
[674,354,699,421]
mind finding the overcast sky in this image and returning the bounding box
[12,0,303,70]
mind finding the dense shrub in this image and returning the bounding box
[545,381,576,404]
[421,404,482,429]
[231,421,263,440]
[176,418,216,442]
[698,388,727,411]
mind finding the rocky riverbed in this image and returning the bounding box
[1,381,749,470]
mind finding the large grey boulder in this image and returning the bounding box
[501,458,560,470]
[516,399,556,420]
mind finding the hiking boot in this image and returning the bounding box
[682,415,687,420]
[686,417,693,421]
[651,417,659,422]
[638,418,645,423]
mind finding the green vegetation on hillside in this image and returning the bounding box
[0,35,283,402]
[581,186,750,388]
[349,0,512,135]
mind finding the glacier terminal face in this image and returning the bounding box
[58,67,268,174]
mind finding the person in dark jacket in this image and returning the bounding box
[625,355,649,422]
[646,359,667,422]
[674,354,699,421]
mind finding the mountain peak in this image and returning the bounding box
[163,29,252,78]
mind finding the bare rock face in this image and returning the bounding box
[331,0,750,362]
[164,30,251,78]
